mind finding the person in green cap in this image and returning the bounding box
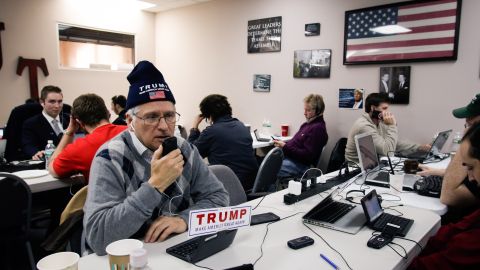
[418,93,480,223]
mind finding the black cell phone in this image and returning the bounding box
[287,236,314,250]
[162,137,178,157]
[250,212,280,226]
[371,110,383,120]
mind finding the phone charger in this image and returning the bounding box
[288,180,302,195]
[316,175,327,184]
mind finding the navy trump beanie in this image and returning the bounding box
[125,60,175,110]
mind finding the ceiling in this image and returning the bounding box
[140,0,215,13]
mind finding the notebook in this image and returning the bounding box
[253,129,271,142]
[355,132,417,191]
[303,193,366,234]
[166,229,237,264]
[398,129,452,161]
[360,190,414,237]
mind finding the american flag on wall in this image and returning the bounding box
[344,0,461,64]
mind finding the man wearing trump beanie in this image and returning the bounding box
[84,60,229,255]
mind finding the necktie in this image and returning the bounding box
[51,119,62,135]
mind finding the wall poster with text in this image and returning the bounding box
[248,16,282,53]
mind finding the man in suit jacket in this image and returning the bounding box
[393,74,410,104]
[22,85,69,160]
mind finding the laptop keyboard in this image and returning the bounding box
[167,238,200,261]
[373,213,410,231]
[312,200,355,223]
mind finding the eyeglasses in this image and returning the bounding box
[133,111,181,125]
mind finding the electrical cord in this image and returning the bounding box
[253,212,305,266]
[252,195,266,211]
[387,242,408,259]
[303,223,353,270]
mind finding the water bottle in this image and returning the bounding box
[130,248,151,270]
[261,119,272,137]
[44,140,56,169]
[450,131,462,154]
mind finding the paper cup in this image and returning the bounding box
[281,125,289,137]
[389,174,404,195]
[106,239,143,270]
[37,252,79,270]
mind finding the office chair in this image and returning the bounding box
[0,173,36,270]
[326,137,348,173]
[41,186,87,256]
[247,147,284,200]
[209,165,247,206]
[4,103,42,161]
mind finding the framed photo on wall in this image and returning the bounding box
[293,49,331,78]
[253,74,271,92]
[379,66,411,104]
[343,0,462,65]
[339,88,364,109]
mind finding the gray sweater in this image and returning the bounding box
[345,113,419,164]
[83,131,229,255]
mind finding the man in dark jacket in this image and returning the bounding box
[188,94,258,190]
[22,85,69,160]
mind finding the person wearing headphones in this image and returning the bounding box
[408,121,480,270]
[84,61,228,255]
[274,94,328,178]
[345,92,430,164]
[188,94,258,191]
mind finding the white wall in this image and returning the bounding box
[155,0,480,170]
[0,0,156,123]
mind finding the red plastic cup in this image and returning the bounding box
[281,125,289,137]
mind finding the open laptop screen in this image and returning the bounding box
[361,190,383,222]
[431,129,452,154]
[355,133,379,173]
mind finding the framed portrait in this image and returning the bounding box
[293,49,331,78]
[339,88,365,109]
[379,66,411,104]
[253,74,271,92]
[343,0,462,65]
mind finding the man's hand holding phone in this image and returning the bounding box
[148,138,184,192]
[382,111,396,126]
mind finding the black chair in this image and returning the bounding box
[209,165,247,206]
[247,147,284,200]
[326,137,348,173]
[4,103,42,161]
[0,173,36,270]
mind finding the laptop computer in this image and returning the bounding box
[166,229,237,263]
[253,129,271,142]
[398,129,452,161]
[361,190,414,237]
[303,192,366,234]
[355,132,417,191]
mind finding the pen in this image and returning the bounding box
[271,136,276,140]
[320,253,339,270]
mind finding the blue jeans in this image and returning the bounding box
[277,157,310,178]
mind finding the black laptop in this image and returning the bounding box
[166,229,237,263]
[360,190,414,237]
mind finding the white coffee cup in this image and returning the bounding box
[37,251,79,270]
[106,239,143,270]
[389,174,404,195]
